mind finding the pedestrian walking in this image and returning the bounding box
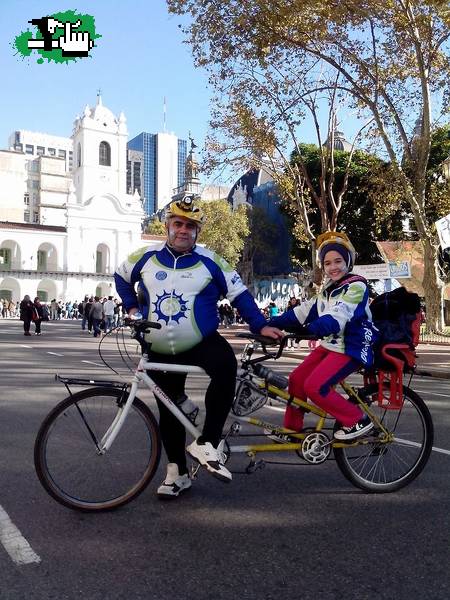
[103,295,115,332]
[20,295,35,336]
[50,299,58,320]
[33,297,44,335]
[91,296,104,337]
[285,297,299,349]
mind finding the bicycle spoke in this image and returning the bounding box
[334,383,433,492]
[35,389,160,511]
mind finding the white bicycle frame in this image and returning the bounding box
[99,352,205,453]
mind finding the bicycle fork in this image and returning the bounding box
[98,381,140,454]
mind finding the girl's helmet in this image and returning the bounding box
[165,194,205,225]
[316,231,356,268]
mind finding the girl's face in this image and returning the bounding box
[323,250,348,281]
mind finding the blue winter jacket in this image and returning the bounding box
[268,274,377,366]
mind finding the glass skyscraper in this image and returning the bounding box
[127,132,187,216]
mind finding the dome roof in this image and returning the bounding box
[89,95,117,126]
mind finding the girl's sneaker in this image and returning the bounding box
[334,415,374,440]
[157,463,191,499]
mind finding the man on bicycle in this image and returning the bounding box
[115,194,282,498]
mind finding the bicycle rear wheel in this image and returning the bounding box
[334,384,433,493]
[34,387,161,511]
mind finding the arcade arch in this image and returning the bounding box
[0,240,22,270]
[0,277,21,302]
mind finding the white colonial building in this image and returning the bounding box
[0,96,145,303]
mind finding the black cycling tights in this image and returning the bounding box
[147,332,237,475]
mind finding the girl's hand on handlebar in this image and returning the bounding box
[259,325,284,340]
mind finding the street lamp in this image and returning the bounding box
[442,156,450,180]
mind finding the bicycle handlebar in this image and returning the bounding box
[237,330,318,360]
[123,318,162,334]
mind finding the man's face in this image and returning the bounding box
[166,216,199,252]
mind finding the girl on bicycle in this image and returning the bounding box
[268,231,377,440]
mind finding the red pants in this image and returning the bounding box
[288,346,363,427]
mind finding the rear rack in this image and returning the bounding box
[55,374,127,391]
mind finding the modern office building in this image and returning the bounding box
[8,130,74,171]
[7,130,74,225]
[127,149,143,197]
[127,132,187,215]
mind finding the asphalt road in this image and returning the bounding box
[0,319,449,600]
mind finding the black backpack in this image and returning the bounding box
[370,287,422,349]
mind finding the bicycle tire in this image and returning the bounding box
[34,387,161,511]
[334,384,433,493]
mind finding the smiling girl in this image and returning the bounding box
[268,231,377,441]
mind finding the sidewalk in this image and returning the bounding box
[415,342,450,379]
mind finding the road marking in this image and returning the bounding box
[81,360,103,367]
[0,504,41,565]
[395,437,450,456]
[410,389,450,398]
[47,351,64,357]
[20,345,32,349]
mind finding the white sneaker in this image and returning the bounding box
[186,439,232,483]
[157,463,192,499]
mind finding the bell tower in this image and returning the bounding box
[71,93,128,203]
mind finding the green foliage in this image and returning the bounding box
[197,199,249,268]
[425,125,450,223]
[283,145,406,265]
[146,219,166,235]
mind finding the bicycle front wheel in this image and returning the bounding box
[334,384,433,493]
[34,387,161,511]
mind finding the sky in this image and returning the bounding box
[0,1,214,168]
[0,0,364,186]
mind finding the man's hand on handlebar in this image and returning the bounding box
[259,325,284,340]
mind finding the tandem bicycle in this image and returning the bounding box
[33,319,434,511]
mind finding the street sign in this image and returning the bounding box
[353,262,411,279]
[388,261,411,278]
[353,264,389,279]
[435,213,450,250]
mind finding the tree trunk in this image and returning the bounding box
[422,237,445,332]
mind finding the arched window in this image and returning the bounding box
[99,141,111,166]
[77,142,81,167]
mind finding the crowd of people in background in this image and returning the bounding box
[1,298,20,318]
[0,294,125,337]
[5,292,307,345]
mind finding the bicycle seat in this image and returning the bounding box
[236,332,279,346]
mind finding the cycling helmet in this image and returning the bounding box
[165,194,205,225]
[316,231,356,268]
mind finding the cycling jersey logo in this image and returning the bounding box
[155,271,167,281]
[153,290,189,324]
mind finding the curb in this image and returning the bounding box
[415,368,450,380]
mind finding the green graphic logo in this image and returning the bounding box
[13,10,101,64]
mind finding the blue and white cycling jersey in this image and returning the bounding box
[268,275,377,366]
[115,241,266,355]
